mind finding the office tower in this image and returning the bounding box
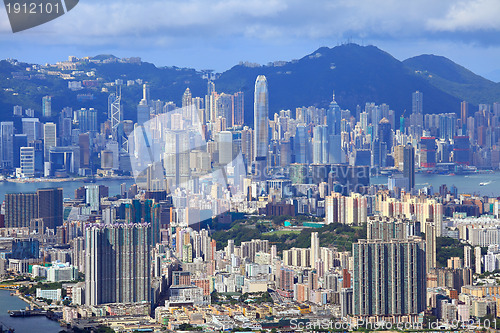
[109,89,122,140]
[29,140,44,173]
[20,147,35,177]
[0,122,14,169]
[182,87,194,121]
[327,92,341,135]
[43,122,57,161]
[311,232,320,269]
[426,222,437,270]
[294,125,308,164]
[474,246,482,275]
[326,95,343,163]
[5,193,38,228]
[59,112,72,146]
[206,82,217,123]
[164,130,191,188]
[253,75,269,180]
[240,127,253,167]
[137,86,151,126]
[78,108,98,133]
[79,133,90,168]
[42,95,52,117]
[353,238,426,318]
[233,91,244,126]
[37,188,63,230]
[453,136,471,165]
[137,100,150,126]
[218,131,233,165]
[403,144,415,191]
[439,113,456,140]
[22,118,41,142]
[14,134,28,167]
[460,101,468,128]
[143,83,150,104]
[11,238,39,259]
[419,136,437,168]
[313,125,328,164]
[412,91,423,114]
[215,93,234,127]
[378,118,392,152]
[85,185,100,211]
[85,224,151,306]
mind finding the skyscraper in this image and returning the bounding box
[312,125,328,164]
[218,131,233,165]
[22,118,41,142]
[327,92,341,136]
[425,222,437,271]
[253,75,269,180]
[460,101,468,128]
[43,122,57,161]
[412,91,423,114]
[42,95,52,117]
[352,238,426,318]
[294,125,308,164]
[403,144,415,191]
[85,224,151,306]
[37,188,63,230]
[378,118,392,152]
[0,121,14,169]
[109,88,122,141]
[5,193,38,228]
[233,91,244,126]
[310,232,320,269]
[20,146,35,177]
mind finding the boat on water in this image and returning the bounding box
[479,181,491,186]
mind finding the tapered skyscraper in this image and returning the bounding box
[253,75,268,180]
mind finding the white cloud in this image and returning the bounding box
[2,0,500,49]
[427,0,500,31]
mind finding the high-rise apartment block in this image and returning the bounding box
[85,224,151,306]
[352,238,426,319]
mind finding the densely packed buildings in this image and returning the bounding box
[0,55,500,330]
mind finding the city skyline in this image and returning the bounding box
[1,1,500,329]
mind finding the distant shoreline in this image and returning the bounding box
[1,175,134,184]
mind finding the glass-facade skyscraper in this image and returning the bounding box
[253,75,268,180]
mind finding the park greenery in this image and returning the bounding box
[211,216,366,253]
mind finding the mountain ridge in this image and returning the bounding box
[1,44,499,125]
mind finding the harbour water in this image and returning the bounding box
[0,173,498,203]
[373,172,500,197]
[0,177,136,202]
[0,290,61,333]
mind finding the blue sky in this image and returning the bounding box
[2,0,500,80]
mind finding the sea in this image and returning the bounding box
[0,290,61,333]
[371,172,500,197]
[0,173,498,203]
[0,177,136,202]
